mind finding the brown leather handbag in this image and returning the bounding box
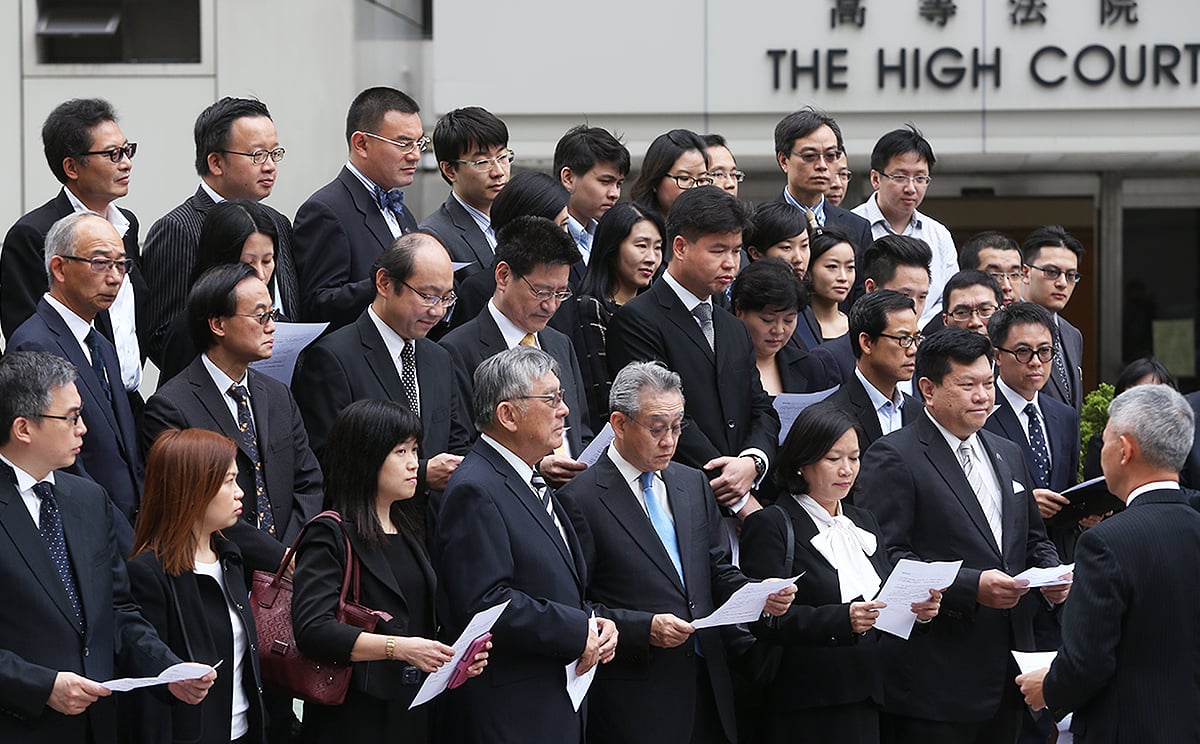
[250,511,393,705]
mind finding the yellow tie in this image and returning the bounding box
[518,333,568,458]
[805,208,819,233]
[519,333,536,347]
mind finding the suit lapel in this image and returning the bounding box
[600,462,682,594]
[356,314,406,401]
[247,371,274,464]
[655,282,715,363]
[447,197,494,267]
[0,480,84,634]
[979,433,1024,564]
[186,360,250,458]
[846,376,885,444]
[37,302,123,439]
[475,310,506,356]
[919,417,1002,558]
[339,167,396,252]
[346,523,406,608]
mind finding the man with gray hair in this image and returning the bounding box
[558,361,794,744]
[7,211,142,551]
[433,346,618,743]
[1017,384,1200,740]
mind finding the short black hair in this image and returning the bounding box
[959,230,1019,271]
[773,107,844,156]
[629,129,709,215]
[862,235,932,285]
[193,97,272,176]
[869,124,936,173]
[987,300,1054,349]
[942,270,1003,312]
[494,216,582,277]
[1115,357,1178,395]
[665,186,752,245]
[193,200,278,283]
[345,87,420,144]
[808,225,854,266]
[1021,225,1084,263]
[773,400,862,495]
[187,262,259,351]
[372,231,439,287]
[848,289,916,358]
[730,257,806,314]
[553,125,631,178]
[579,202,665,301]
[746,201,809,256]
[0,351,78,447]
[432,107,509,185]
[489,171,570,233]
[914,327,993,386]
[42,98,118,184]
[702,133,728,149]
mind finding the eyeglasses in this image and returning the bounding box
[61,255,134,275]
[631,416,690,440]
[220,147,286,164]
[1025,264,1082,283]
[987,270,1024,284]
[946,304,998,322]
[362,131,430,154]
[520,275,572,303]
[516,389,566,408]
[452,149,515,171]
[877,172,932,186]
[664,173,714,189]
[789,149,841,164]
[79,143,137,162]
[877,332,924,348]
[707,170,746,184]
[235,308,280,326]
[998,345,1055,364]
[38,408,84,426]
[836,169,853,182]
[400,279,457,307]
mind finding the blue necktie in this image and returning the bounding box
[1025,403,1052,490]
[640,472,684,586]
[33,481,84,629]
[374,185,405,215]
[84,329,112,403]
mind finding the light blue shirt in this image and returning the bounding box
[854,367,905,436]
[782,188,826,226]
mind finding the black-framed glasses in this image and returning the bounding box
[998,345,1055,364]
[664,173,714,189]
[38,408,84,426]
[836,169,853,181]
[946,304,998,322]
[61,255,134,275]
[401,279,457,308]
[362,131,430,154]
[877,172,932,186]
[79,143,137,162]
[520,275,572,303]
[631,416,689,440]
[708,169,746,184]
[877,332,923,348]
[516,389,566,407]
[1025,264,1082,283]
[220,147,285,164]
[235,308,280,326]
[452,149,515,171]
[789,148,841,164]
[987,270,1024,284]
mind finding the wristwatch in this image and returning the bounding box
[748,454,767,481]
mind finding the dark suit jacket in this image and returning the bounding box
[740,499,891,712]
[776,342,837,394]
[291,310,472,482]
[558,456,746,743]
[1044,488,1200,742]
[0,471,178,744]
[8,299,142,537]
[293,167,418,328]
[418,193,494,273]
[826,371,922,453]
[1041,315,1084,413]
[855,415,1061,722]
[607,279,780,469]
[143,357,323,574]
[142,186,299,363]
[809,334,856,384]
[1181,392,1200,490]
[439,307,592,455]
[433,439,593,743]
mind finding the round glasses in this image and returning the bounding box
[998,346,1055,364]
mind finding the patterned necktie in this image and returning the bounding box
[805,208,820,232]
[226,384,275,536]
[1024,403,1052,489]
[84,329,112,403]
[530,471,569,550]
[400,340,420,416]
[1052,332,1072,399]
[690,302,715,352]
[32,481,84,627]
[374,185,405,215]
[959,441,1003,547]
[519,333,536,347]
[640,472,684,585]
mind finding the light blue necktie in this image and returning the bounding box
[640,471,684,586]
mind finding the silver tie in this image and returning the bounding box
[959,441,1003,548]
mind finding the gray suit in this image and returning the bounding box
[419,194,494,274]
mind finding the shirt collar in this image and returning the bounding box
[854,366,903,413]
[607,443,650,487]
[0,453,53,493]
[367,304,410,359]
[199,180,227,205]
[346,161,384,198]
[1126,480,1180,507]
[201,352,247,393]
[566,214,597,255]
[487,299,536,349]
[662,267,709,309]
[925,408,982,456]
[480,432,538,484]
[43,293,94,346]
[782,188,825,222]
[63,187,129,237]
[452,192,493,230]
[858,192,921,235]
[996,376,1039,419]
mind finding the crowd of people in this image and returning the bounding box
[1,87,1199,744]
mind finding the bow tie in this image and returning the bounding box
[374,186,405,213]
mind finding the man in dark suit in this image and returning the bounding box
[293,87,423,329]
[142,96,299,363]
[856,328,1067,743]
[555,125,631,282]
[0,351,213,743]
[1182,390,1200,489]
[293,232,471,491]
[826,290,922,454]
[2,97,147,400]
[608,187,779,520]
[433,347,618,743]
[143,263,322,575]
[1020,226,1085,413]
[440,216,591,483]
[959,231,1024,308]
[8,213,143,550]
[559,361,793,744]
[1017,384,1200,741]
[934,269,1005,337]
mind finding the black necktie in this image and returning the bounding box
[1052,332,1072,399]
[400,340,420,416]
[226,384,275,536]
[32,481,85,628]
[1024,403,1052,490]
[84,329,112,403]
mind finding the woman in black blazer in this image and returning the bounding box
[124,428,265,744]
[740,402,941,743]
[291,400,488,742]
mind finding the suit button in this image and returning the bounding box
[83,647,89,657]
[726,420,735,429]
[689,602,696,610]
[235,603,244,611]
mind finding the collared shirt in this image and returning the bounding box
[1126,480,1180,507]
[201,352,255,429]
[608,445,674,523]
[367,305,420,405]
[346,161,403,239]
[487,299,538,350]
[199,180,227,205]
[996,377,1052,468]
[43,293,99,365]
[782,188,826,226]
[851,192,958,328]
[854,366,905,436]
[452,192,496,249]
[566,214,597,263]
[63,188,141,391]
[925,409,1004,520]
[0,453,54,529]
[480,432,571,547]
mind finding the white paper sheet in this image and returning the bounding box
[100,660,220,692]
[577,423,615,466]
[565,615,599,711]
[690,575,802,629]
[1013,564,1074,588]
[873,559,961,640]
[1012,649,1057,675]
[410,600,510,708]
[249,321,328,386]
[773,387,840,444]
